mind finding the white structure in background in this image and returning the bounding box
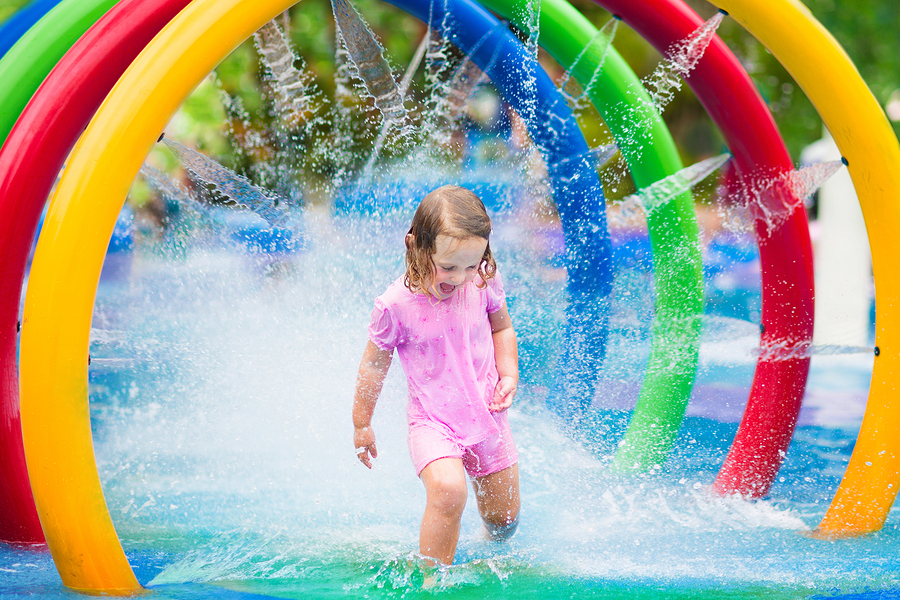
[802,127,873,347]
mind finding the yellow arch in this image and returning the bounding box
[708,0,900,535]
[18,0,298,592]
[19,0,900,593]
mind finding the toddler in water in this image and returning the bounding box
[352,185,520,566]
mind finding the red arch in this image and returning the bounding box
[595,0,814,497]
[0,0,192,543]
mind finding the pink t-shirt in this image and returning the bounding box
[368,271,506,446]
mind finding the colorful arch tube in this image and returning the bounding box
[0,0,121,148]
[593,0,815,491]
[0,0,63,60]
[16,0,618,590]
[708,0,900,535]
[0,0,194,545]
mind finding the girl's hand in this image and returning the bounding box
[489,376,517,412]
[354,426,377,468]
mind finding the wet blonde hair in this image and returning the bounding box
[404,185,497,298]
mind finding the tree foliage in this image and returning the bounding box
[0,0,896,166]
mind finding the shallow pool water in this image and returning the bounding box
[2,208,891,600]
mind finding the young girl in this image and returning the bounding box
[352,185,520,566]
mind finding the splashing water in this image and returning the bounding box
[754,339,874,362]
[445,57,488,120]
[442,22,508,122]
[606,153,730,227]
[730,159,845,235]
[254,20,326,129]
[398,31,429,98]
[599,13,724,189]
[161,137,293,230]
[382,22,515,176]
[558,17,619,110]
[71,206,889,598]
[506,0,540,129]
[624,153,730,215]
[701,315,873,363]
[326,30,363,189]
[221,91,266,169]
[224,86,306,202]
[546,143,618,176]
[139,164,206,220]
[642,11,724,113]
[358,32,430,181]
[522,0,541,60]
[331,0,406,128]
[410,21,509,169]
[424,23,452,91]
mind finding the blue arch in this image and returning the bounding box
[0,0,64,59]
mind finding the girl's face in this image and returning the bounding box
[430,234,488,299]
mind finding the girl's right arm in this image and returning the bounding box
[352,340,393,468]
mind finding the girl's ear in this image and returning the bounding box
[405,233,414,249]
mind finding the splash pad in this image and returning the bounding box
[0,0,899,596]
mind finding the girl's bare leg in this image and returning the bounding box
[419,458,468,565]
[472,463,520,540]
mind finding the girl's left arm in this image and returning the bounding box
[489,303,518,412]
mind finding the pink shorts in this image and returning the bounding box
[408,409,518,478]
